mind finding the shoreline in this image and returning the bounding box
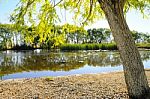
[2,69,150,81]
[1,47,150,51]
[1,70,150,98]
[1,70,124,81]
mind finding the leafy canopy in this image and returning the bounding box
[11,0,150,44]
[11,0,150,25]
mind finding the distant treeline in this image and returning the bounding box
[0,23,150,50]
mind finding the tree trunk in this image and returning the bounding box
[98,0,150,98]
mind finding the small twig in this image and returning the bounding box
[75,0,81,7]
[53,0,64,7]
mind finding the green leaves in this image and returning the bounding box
[10,0,150,47]
[12,0,150,27]
[59,0,104,25]
[125,0,150,17]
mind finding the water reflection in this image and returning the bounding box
[0,50,150,80]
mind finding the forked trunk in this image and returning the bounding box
[98,0,150,98]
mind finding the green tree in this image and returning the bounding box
[87,29,94,43]
[11,0,150,98]
[132,30,141,43]
[141,33,150,43]
[62,24,86,44]
[0,24,14,49]
[132,31,150,43]
[87,28,111,43]
[87,28,105,43]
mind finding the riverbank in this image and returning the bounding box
[2,43,150,51]
[1,70,150,99]
[60,43,150,51]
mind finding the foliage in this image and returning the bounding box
[62,24,87,44]
[0,24,14,49]
[11,0,150,26]
[1,23,150,50]
[132,30,150,43]
[87,28,111,43]
[9,0,150,49]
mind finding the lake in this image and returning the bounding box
[0,49,150,80]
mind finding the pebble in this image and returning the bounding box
[3,71,150,99]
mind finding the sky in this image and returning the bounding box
[0,0,150,33]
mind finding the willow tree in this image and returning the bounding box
[11,0,150,98]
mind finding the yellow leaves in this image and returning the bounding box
[12,0,105,35]
[124,0,150,16]
[61,24,87,36]
[24,36,34,44]
[12,0,150,30]
[59,0,104,26]
[52,34,65,48]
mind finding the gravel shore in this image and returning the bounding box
[1,70,150,99]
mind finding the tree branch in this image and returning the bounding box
[53,0,64,7]
[74,0,81,7]
[82,0,94,24]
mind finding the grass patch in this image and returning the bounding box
[60,43,150,51]
[136,43,150,49]
[45,76,54,81]
[60,43,118,51]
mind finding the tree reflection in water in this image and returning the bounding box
[0,50,150,78]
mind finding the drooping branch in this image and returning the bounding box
[27,0,36,6]
[82,0,94,24]
[18,0,36,21]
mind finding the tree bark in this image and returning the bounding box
[98,0,150,98]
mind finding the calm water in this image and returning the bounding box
[0,49,150,80]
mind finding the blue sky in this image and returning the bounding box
[0,0,150,33]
